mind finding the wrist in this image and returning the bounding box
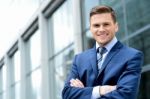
[99,86,102,96]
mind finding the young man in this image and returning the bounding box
[62,5,143,99]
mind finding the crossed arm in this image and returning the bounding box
[70,78,116,96]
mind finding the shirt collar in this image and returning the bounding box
[96,36,118,52]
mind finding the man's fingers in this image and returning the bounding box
[70,79,78,86]
[70,79,76,86]
[70,78,84,88]
[75,79,84,87]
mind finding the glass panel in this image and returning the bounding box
[26,76,32,99]
[129,28,150,66]
[2,65,7,91]
[54,45,74,99]
[31,69,41,99]
[125,0,150,34]
[3,92,6,99]
[138,70,150,99]
[83,30,95,49]
[0,69,2,93]
[14,51,21,82]
[11,85,15,99]
[0,93,2,99]
[27,69,41,99]
[82,0,99,29]
[30,30,41,70]
[52,0,74,54]
[15,83,20,99]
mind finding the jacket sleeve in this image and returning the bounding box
[99,51,143,99]
[62,55,93,99]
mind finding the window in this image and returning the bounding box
[13,50,21,99]
[14,51,21,82]
[52,0,74,54]
[48,0,75,98]
[2,65,7,99]
[26,30,42,99]
[30,30,41,70]
[125,0,150,34]
[129,28,150,66]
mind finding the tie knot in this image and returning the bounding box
[98,47,107,55]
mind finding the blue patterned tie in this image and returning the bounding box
[97,47,107,72]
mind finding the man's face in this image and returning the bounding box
[90,13,118,46]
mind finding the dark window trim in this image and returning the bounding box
[0,57,4,69]
[21,17,39,42]
[42,0,65,18]
[7,41,18,58]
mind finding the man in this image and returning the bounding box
[62,5,143,99]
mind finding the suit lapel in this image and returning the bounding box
[89,46,98,81]
[97,41,123,77]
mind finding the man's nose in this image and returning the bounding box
[98,25,105,31]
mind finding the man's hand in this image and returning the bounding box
[99,85,116,95]
[70,78,84,88]
[70,78,116,95]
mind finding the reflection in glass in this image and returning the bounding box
[129,28,150,66]
[54,46,74,99]
[0,69,2,92]
[82,0,99,29]
[31,69,41,99]
[15,83,20,99]
[125,0,150,34]
[2,65,7,91]
[30,30,41,70]
[27,69,41,99]
[83,30,95,49]
[52,0,74,54]
[1,65,7,99]
[3,92,6,99]
[0,94,2,99]
[13,51,21,99]
[14,50,21,82]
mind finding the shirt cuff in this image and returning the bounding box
[91,86,100,99]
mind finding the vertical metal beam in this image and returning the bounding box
[39,12,55,99]
[72,0,83,54]
[4,55,13,99]
[19,37,30,99]
[121,0,129,45]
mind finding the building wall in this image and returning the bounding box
[0,0,150,99]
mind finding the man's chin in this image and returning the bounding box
[98,41,108,46]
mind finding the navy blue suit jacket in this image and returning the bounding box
[62,41,143,99]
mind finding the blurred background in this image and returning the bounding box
[0,0,149,99]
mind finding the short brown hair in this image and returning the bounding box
[90,5,117,23]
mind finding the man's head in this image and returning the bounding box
[90,5,118,46]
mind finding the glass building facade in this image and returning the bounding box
[0,0,149,99]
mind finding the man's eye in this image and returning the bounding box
[103,23,110,26]
[93,24,100,27]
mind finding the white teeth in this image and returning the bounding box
[99,34,106,36]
